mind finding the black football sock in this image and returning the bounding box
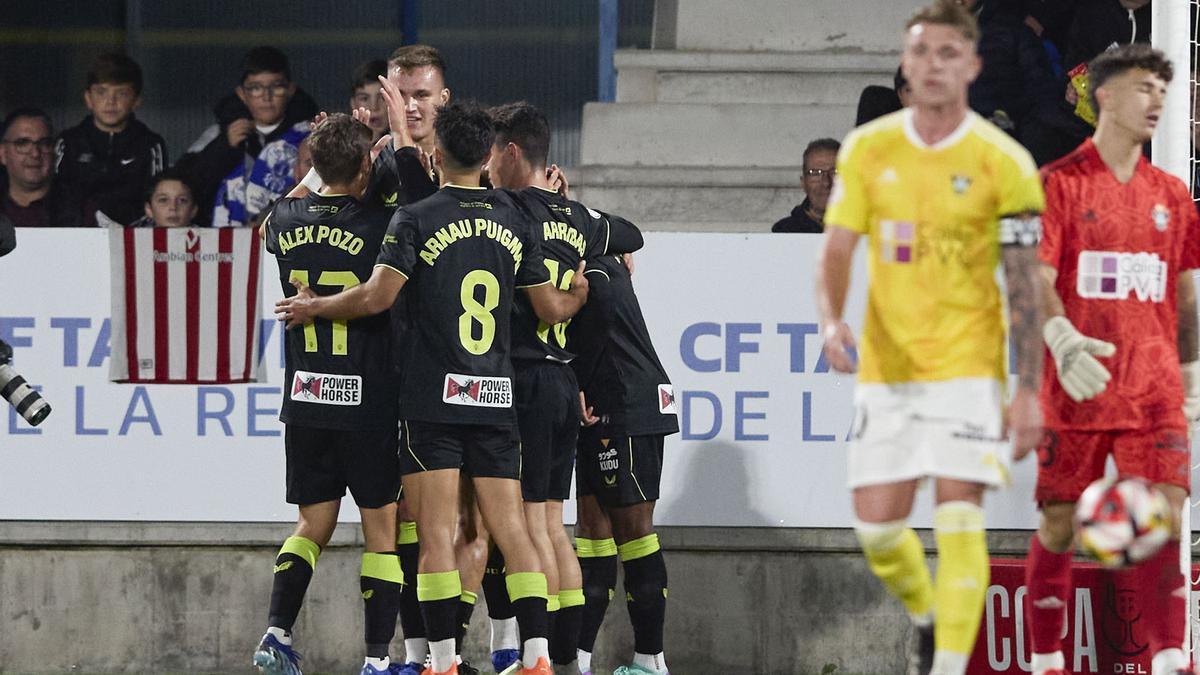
[575,537,617,653]
[361,551,403,658]
[267,535,321,631]
[619,534,667,656]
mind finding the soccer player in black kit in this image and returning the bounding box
[275,101,587,675]
[484,101,645,674]
[569,253,679,675]
[255,113,405,675]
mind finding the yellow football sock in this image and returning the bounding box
[854,519,933,620]
[933,501,989,656]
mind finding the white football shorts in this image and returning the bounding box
[846,377,1010,489]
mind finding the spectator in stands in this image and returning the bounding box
[0,108,80,228]
[349,59,389,141]
[55,52,167,228]
[176,46,318,227]
[772,138,839,233]
[127,170,199,228]
[855,68,910,126]
[1020,0,1150,165]
[966,0,1062,163]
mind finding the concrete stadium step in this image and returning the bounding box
[662,0,926,52]
[615,49,900,105]
[571,165,803,233]
[580,102,855,167]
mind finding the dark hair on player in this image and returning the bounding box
[489,101,551,168]
[143,168,195,204]
[906,0,979,43]
[1,107,52,139]
[434,101,494,170]
[1088,43,1174,114]
[350,59,387,96]
[388,44,447,81]
[802,138,841,170]
[306,113,372,186]
[87,52,144,95]
[240,45,291,84]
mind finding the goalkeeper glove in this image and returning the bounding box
[1043,316,1115,402]
[1182,361,1200,424]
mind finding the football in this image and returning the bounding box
[1075,477,1171,569]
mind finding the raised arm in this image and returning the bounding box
[815,226,861,373]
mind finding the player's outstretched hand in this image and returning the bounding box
[821,321,857,373]
[1043,316,1115,402]
[579,391,599,426]
[370,134,393,163]
[276,279,318,329]
[309,111,329,132]
[1007,386,1043,461]
[377,74,416,149]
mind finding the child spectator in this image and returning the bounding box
[349,59,389,141]
[128,170,198,228]
[54,52,166,227]
[175,46,318,227]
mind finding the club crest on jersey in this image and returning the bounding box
[443,373,512,408]
[291,370,362,406]
[1152,204,1170,231]
[951,174,972,195]
[658,384,677,415]
[1076,250,1166,303]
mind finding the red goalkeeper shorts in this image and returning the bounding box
[1034,426,1191,503]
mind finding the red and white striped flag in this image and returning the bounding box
[109,227,263,383]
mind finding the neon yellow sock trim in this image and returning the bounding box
[396,521,419,545]
[576,537,617,558]
[933,502,989,655]
[505,571,549,602]
[547,595,560,612]
[361,552,404,584]
[417,570,462,602]
[461,590,478,605]
[857,524,933,619]
[559,588,585,608]
[279,536,320,570]
[617,534,660,562]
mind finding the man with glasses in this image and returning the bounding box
[176,45,319,227]
[0,108,80,228]
[771,137,840,233]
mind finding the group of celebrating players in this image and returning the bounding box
[818,2,1200,675]
[259,44,677,675]
[249,0,1200,673]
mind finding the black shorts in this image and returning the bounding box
[576,427,664,507]
[285,424,400,509]
[399,419,520,480]
[516,362,580,502]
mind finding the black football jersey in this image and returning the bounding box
[265,193,399,431]
[376,185,550,425]
[509,186,644,365]
[363,145,438,210]
[569,254,678,437]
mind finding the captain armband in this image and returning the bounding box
[998,213,1042,248]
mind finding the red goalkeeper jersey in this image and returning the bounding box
[1039,139,1200,430]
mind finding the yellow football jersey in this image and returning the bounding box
[825,109,1045,385]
